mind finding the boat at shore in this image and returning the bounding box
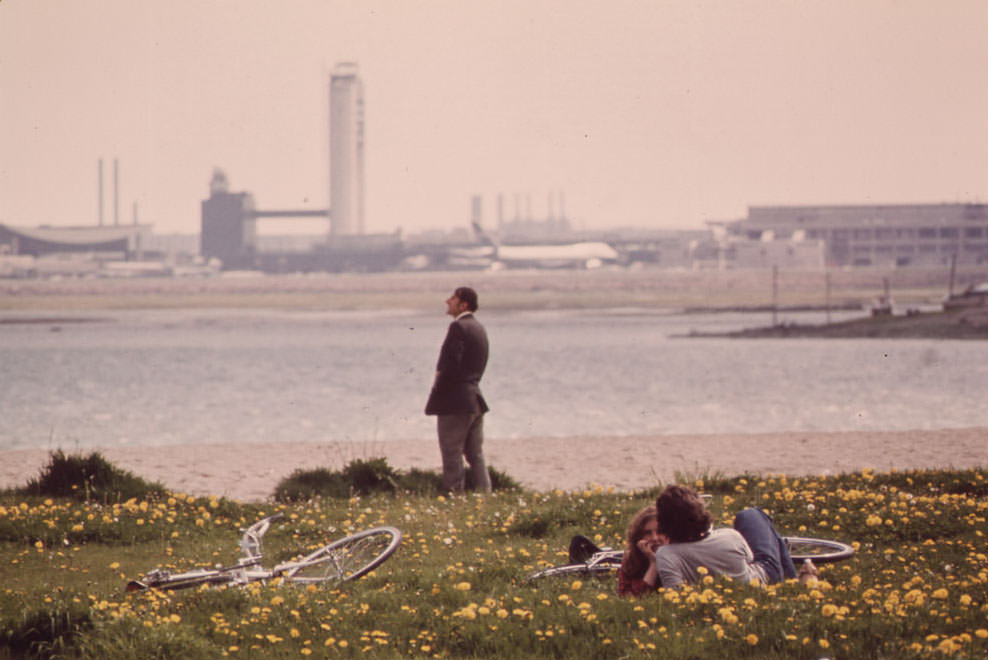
[943,282,988,311]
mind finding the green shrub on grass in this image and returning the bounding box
[271,467,348,501]
[0,595,92,659]
[273,457,520,501]
[16,450,166,503]
[273,459,395,501]
[342,457,402,494]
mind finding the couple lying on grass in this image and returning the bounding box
[618,484,801,597]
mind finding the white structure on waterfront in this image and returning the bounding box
[329,62,365,236]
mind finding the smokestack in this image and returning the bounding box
[113,158,119,226]
[98,158,104,226]
[132,201,138,226]
[470,194,483,225]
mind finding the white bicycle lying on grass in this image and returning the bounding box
[126,514,402,592]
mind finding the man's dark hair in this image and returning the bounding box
[655,484,713,543]
[455,286,479,312]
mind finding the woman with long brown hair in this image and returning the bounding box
[617,505,669,597]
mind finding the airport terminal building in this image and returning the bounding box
[726,203,988,268]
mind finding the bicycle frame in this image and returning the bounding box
[127,514,287,591]
[127,514,402,592]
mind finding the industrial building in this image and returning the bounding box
[200,169,259,267]
[329,62,364,237]
[199,63,390,271]
[724,203,988,268]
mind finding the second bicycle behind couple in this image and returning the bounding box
[618,484,799,597]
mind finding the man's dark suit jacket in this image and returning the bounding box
[425,312,489,416]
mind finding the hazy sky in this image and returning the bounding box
[2,1,986,236]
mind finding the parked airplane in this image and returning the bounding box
[465,221,619,270]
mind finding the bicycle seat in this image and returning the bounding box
[568,535,603,563]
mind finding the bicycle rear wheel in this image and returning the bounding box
[526,561,619,582]
[785,536,855,564]
[285,526,402,584]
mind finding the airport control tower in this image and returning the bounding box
[329,62,364,236]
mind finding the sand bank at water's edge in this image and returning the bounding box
[1,429,984,502]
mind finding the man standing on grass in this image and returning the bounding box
[425,286,492,493]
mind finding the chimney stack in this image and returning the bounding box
[98,158,104,226]
[113,158,119,226]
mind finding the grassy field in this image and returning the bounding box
[2,461,987,658]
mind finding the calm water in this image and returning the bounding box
[2,308,986,450]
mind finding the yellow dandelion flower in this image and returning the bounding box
[745,634,759,646]
[937,639,959,654]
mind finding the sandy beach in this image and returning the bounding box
[2,428,984,501]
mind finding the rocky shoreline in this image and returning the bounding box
[684,307,988,339]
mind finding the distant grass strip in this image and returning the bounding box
[273,457,520,501]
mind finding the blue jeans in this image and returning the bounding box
[733,508,797,583]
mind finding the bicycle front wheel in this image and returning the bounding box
[526,562,619,582]
[285,526,402,584]
[785,536,855,564]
